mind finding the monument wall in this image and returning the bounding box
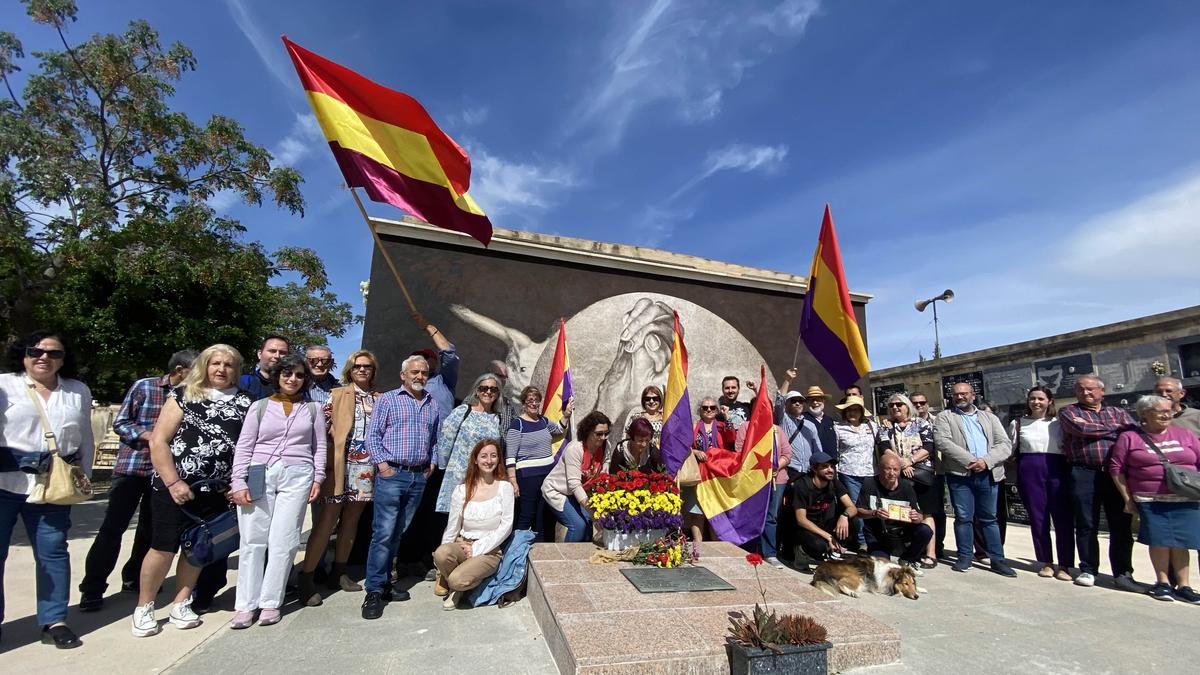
[361,217,872,430]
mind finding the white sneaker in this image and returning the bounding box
[442,591,461,611]
[131,602,161,637]
[766,556,784,569]
[169,596,202,629]
[1074,572,1096,587]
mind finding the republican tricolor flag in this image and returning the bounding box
[543,318,573,455]
[695,365,774,545]
[799,204,870,388]
[283,37,494,246]
[659,312,693,477]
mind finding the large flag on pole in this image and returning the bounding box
[659,312,693,476]
[283,37,494,246]
[542,318,574,456]
[695,365,774,545]
[799,204,870,388]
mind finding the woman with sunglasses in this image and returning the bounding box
[0,331,93,649]
[682,398,735,556]
[297,350,380,603]
[433,374,503,527]
[227,354,326,628]
[879,392,938,568]
[626,385,665,446]
[542,411,611,542]
[504,386,574,537]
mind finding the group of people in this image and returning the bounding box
[2,325,1199,651]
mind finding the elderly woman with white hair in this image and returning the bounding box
[1110,395,1200,603]
[879,392,938,568]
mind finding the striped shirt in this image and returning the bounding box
[504,416,563,473]
[365,387,442,467]
[112,374,172,476]
[1057,403,1136,469]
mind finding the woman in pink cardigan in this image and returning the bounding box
[227,354,327,628]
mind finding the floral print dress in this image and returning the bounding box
[434,404,501,513]
[324,387,379,503]
[154,386,251,491]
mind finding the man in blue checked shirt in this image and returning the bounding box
[79,350,196,611]
[361,354,442,620]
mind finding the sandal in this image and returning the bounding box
[919,557,937,569]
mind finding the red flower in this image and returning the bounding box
[746,553,764,566]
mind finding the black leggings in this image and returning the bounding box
[514,468,552,534]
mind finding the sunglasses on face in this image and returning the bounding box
[700,405,717,411]
[350,364,375,371]
[593,431,610,437]
[307,358,332,366]
[889,402,906,408]
[26,347,65,359]
[281,371,305,380]
[524,398,542,406]
[912,401,928,406]
[643,396,660,402]
[477,386,499,394]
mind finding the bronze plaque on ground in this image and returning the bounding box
[620,566,736,593]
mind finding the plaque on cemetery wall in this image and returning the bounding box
[983,364,1034,405]
[872,383,907,416]
[621,566,736,593]
[1033,354,1094,398]
[1094,344,1166,394]
[941,371,985,407]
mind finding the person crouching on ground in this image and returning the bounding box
[793,451,858,571]
[434,439,514,610]
[227,354,326,628]
[1110,395,1200,603]
[855,454,933,572]
[542,411,610,542]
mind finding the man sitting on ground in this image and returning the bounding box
[793,451,857,571]
[855,454,933,571]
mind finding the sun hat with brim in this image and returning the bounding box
[804,385,827,399]
[835,395,872,417]
[783,390,806,402]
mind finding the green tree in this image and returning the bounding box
[0,0,357,400]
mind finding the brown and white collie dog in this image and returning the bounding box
[811,557,922,600]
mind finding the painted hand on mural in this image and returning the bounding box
[596,298,676,433]
[449,304,547,397]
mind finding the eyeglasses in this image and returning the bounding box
[350,364,375,371]
[26,347,65,359]
[307,358,332,367]
[700,405,718,411]
[477,386,500,394]
[280,371,305,380]
[594,431,610,437]
[889,402,906,408]
[523,398,542,405]
[912,401,928,406]
[643,396,661,402]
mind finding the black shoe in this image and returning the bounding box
[79,593,104,612]
[380,586,393,602]
[392,588,411,602]
[192,597,214,615]
[41,624,82,649]
[990,561,1018,578]
[120,580,139,593]
[361,592,385,620]
[952,559,972,573]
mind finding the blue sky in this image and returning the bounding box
[7,1,1200,370]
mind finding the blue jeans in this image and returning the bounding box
[759,482,785,558]
[365,469,427,593]
[553,498,591,543]
[839,474,868,547]
[0,488,72,625]
[947,472,1004,561]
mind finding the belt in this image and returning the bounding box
[385,461,428,472]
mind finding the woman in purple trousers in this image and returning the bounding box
[1010,386,1074,580]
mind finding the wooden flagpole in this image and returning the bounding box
[348,187,419,315]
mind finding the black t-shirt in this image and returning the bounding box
[792,475,849,531]
[856,477,919,538]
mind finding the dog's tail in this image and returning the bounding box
[809,574,840,597]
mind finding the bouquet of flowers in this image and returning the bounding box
[631,532,687,568]
[589,470,683,533]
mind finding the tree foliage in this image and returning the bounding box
[0,0,358,400]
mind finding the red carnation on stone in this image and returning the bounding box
[746,553,764,567]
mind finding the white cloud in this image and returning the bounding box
[207,189,239,213]
[467,144,578,218]
[446,105,490,128]
[668,143,789,201]
[224,0,296,90]
[567,0,821,149]
[271,113,325,167]
[629,204,697,247]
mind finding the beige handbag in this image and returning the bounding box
[675,453,701,487]
[23,382,93,506]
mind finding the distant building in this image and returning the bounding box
[869,305,1200,418]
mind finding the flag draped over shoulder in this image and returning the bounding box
[542,318,573,456]
[799,204,870,389]
[696,365,774,545]
[282,37,494,246]
[659,312,693,476]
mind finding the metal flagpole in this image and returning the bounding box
[348,187,419,315]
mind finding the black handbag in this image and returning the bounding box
[179,479,239,568]
[1138,432,1200,501]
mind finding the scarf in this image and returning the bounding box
[270,391,303,416]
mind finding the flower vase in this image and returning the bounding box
[726,641,831,675]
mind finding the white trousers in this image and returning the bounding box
[234,462,314,611]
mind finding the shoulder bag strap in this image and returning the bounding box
[22,380,59,454]
[1136,431,1171,466]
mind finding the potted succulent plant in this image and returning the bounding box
[726,553,831,675]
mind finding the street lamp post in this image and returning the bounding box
[915,289,954,359]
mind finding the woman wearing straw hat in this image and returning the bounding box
[834,395,880,550]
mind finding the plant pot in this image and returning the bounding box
[726,640,831,675]
[600,528,666,551]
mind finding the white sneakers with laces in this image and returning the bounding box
[169,596,202,629]
[131,602,161,637]
[1074,572,1096,587]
